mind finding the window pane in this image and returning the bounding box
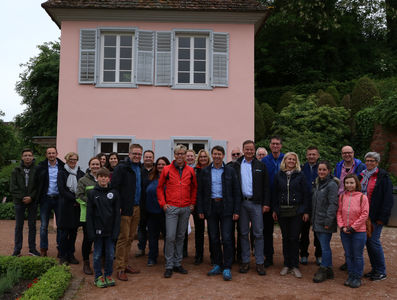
[103,71,115,82]
[178,49,190,59]
[194,37,206,48]
[179,37,190,48]
[119,59,132,70]
[194,73,205,83]
[194,61,205,72]
[194,49,206,60]
[120,35,132,47]
[178,72,190,83]
[119,71,132,82]
[178,61,190,72]
[100,142,113,153]
[193,143,205,153]
[117,142,129,153]
[104,47,116,58]
[120,47,132,58]
[104,59,115,70]
[104,35,116,46]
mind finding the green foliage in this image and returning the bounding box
[325,86,340,103]
[0,267,22,295]
[376,76,397,99]
[0,162,18,200]
[0,256,57,280]
[317,91,337,107]
[351,76,380,114]
[15,41,60,144]
[375,93,397,129]
[277,91,295,112]
[0,202,40,220]
[353,106,378,157]
[0,113,23,168]
[270,95,350,165]
[255,100,275,141]
[20,264,71,300]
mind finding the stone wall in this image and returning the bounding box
[370,125,397,175]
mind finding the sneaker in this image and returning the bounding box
[94,276,107,288]
[147,259,157,267]
[105,276,116,286]
[280,267,290,276]
[364,270,376,278]
[315,257,322,266]
[256,264,266,276]
[300,256,308,265]
[239,263,250,273]
[173,266,188,274]
[12,250,21,257]
[207,265,222,276]
[370,273,387,281]
[339,262,347,271]
[223,268,232,281]
[164,269,173,278]
[29,249,40,256]
[291,267,302,278]
[135,249,145,257]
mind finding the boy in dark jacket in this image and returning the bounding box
[87,168,120,288]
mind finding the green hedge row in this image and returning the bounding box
[0,202,41,220]
[0,256,57,279]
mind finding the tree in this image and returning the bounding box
[0,111,23,167]
[15,41,60,142]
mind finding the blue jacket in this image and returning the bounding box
[262,153,285,187]
[334,158,366,179]
[302,162,319,194]
[143,179,163,214]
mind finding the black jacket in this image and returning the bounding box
[197,163,241,217]
[359,168,394,225]
[111,158,142,216]
[36,158,65,199]
[272,170,310,215]
[86,184,121,241]
[57,167,85,229]
[10,161,38,205]
[231,156,270,206]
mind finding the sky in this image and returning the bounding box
[0,1,60,121]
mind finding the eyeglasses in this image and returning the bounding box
[129,152,142,156]
[175,152,186,156]
[68,158,78,162]
[231,153,241,157]
[342,152,353,155]
[365,159,376,163]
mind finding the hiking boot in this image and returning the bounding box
[313,266,328,283]
[207,265,222,276]
[300,256,308,265]
[164,269,173,278]
[40,248,47,257]
[105,276,116,286]
[83,260,93,275]
[29,249,40,256]
[256,264,266,276]
[223,268,232,281]
[239,263,250,273]
[291,267,302,278]
[94,276,107,288]
[280,267,290,276]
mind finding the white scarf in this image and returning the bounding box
[64,164,78,193]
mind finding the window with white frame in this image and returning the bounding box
[176,35,209,85]
[99,140,130,160]
[174,140,208,153]
[100,33,134,84]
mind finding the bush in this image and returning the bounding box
[0,202,40,220]
[20,264,71,300]
[351,76,379,114]
[353,106,378,158]
[375,93,397,129]
[277,91,295,112]
[0,267,22,295]
[0,162,18,200]
[325,86,340,104]
[0,257,57,280]
[317,92,337,107]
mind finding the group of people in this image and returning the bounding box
[9,137,394,289]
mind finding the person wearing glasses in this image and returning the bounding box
[256,147,268,161]
[229,147,242,163]
[112,144,143,281]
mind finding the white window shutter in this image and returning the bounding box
[79,29,97,84]
[155,31,172,86]
[212,33,229,87]
[136,31,154,85]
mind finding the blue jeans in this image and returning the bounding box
[239,200,264,265]
[14,202,38,252]
[40,195,61,250]
[207,200,234,269]
[278,214,302,268]
[147,212,166,262]
[340,231,366,277]
[315,232,332,267]
[366,222,386,274]
[93,236,115,278]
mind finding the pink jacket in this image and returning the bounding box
[337,191,369,232]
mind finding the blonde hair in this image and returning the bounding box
[64,152,79,161]
[280,152,301,172]
[174,144,187,154]
[196,149,211,167]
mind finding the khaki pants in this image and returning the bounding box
[115,206,140,271]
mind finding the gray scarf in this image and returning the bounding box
[64,164,78,193]
[361,167,378,195]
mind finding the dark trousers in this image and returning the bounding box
[137,218,148,251]
[263,211,275,260]
[93,236,115,279]
[81,222,93,261]
[232,220,241,262]
[147,212,166,262]
[39,195,60,250]
[14,202,38,252]
[279,214,303,268]
[59,228,78,259]
[207,201,234,269]
[299,216,322,258]
[192,211,204,258]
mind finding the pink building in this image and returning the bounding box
[42,0,270,167]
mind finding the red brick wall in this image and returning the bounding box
[370,125,397,175]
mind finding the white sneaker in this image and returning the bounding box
[291,267,302,278]
[280,267,290,276]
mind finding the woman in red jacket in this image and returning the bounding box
[337,174,369,288]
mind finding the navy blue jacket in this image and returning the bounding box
[197,163,241,217]
[302,162,319,194]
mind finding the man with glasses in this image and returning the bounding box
[112,144,143,281]
[230,147,242,163]
[157,144,197,278]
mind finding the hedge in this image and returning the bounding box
[0,202,40,220]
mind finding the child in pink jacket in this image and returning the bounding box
[337,174,369,288]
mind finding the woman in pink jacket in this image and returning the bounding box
[337,174,369,288]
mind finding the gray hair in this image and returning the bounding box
[174,144,187,154]
[364,152,381,162]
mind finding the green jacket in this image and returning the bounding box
[10,161,38,205]
[76,172,96,222]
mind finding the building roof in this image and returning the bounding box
[41,0,268,12]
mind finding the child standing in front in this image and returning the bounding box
[337,174,369,288]
[87,168,120,288]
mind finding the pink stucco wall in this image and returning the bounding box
[57,20,255,159]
